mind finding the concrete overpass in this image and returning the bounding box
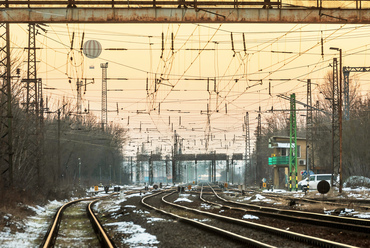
[0,1,370,24]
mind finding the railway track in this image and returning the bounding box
[41,194,117,248]
[202,184,370,234]
[142,189,358,248]
[216,185,370,209]
[246,189,370,209]
[142,190,278,248]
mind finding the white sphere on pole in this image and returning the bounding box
[83,40,102,59]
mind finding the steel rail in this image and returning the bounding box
[201,186,370,234]
[253,190,370,210]
[87,199,116,248]
[163,187,358,248]
[206,185,370,230]
[41,194,117,248]
[141,190,276,248]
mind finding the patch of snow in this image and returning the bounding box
[125,232,159,247]
[27,205,46,215]
[133,209,150,215]
[125,192,152,198]
[0,199,65,247]
[354,213,370,219]
[3,214,11,220]
[124,205,136,208]
[107,204,121,213]
[251,194,266,202]
[324,209,335,215]
[174,198,192,203]
[200,203,211,210]
[242,214,259,220]
[105,221,159,247]
[147,217,167,223]
[193,218,210,222]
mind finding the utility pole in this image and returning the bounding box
[136,146,140,184]
[226,156,229,183]
[256,108,262,184]
[289,93,298,191]
[195,156,198,184]
[306,79,313,191]
[149,152,153,185]
[130,157,133,184]
[244,112,250,186]
[165,156,169,184]
[78,158,81,186]
[57,109,61,183]
[331,57,340,190]
[101,62,108,131]
[0,20,12,186]
[172,130,178,184]
[330,47,343,193]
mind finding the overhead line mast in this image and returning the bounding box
[0,13,12,186]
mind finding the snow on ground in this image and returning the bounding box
[242,214,259,220]
[251,194,272,202]
[102,195,161,247]
[354,213,370,219]
[0,199,65,247]
[147,217,168,223]
[174,198,193,203]
[105,221,159,247]
[174,193,193,203]
[200,203,212,210]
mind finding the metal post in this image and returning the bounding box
[100,62,108,131]
[78,158,81,186]
[57,109,61,183]
[172,130,177,184]
[306,79,313,192]
[244,112,250,186]
[0,22,13,186]
[226,157,229,183]
[289,93,297,191]
[339,49,343,193]
[130,157,134,184]
[331,57,340,188]
[195,158,198,184]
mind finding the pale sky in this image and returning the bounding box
[10,23,370,156]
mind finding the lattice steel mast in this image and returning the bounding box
[331,58,340,187]
[0,15,12,186]
[306,79,313,191]
[343,66,370,120]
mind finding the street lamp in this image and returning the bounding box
[330,47,343,194]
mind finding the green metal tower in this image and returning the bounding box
[289,93,298,191]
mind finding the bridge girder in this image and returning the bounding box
[0,8,370,23]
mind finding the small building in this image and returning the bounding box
[268,136,307,189]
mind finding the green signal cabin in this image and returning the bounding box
[268,136,307,189]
